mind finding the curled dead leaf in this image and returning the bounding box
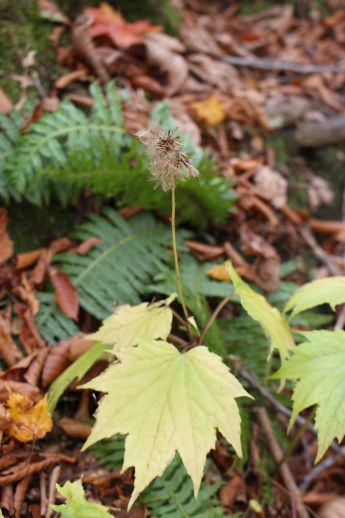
[49,267,79,321]
[42,340,70,388]
[57,416,92,439]
[6,394,52,443]
[318,497,345,518]
[0,315,22,367]
[0,208,13,266]
[254,166,287,209]
[144,33,188,96]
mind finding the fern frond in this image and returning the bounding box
[1,83,235,227]
[147,255,231,355]
[143,456,225,518]
[36,292,79,344]
[54,209,188,320]
[0,111,23,201]
[92,440,225,518]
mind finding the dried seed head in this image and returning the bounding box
[136,125,199,191]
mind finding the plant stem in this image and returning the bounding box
[171,187,192,341]
[199,295,233,344]
[275,409,316,472]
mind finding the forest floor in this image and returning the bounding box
[1,0,345,516]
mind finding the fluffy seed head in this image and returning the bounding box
[136,125,199,191]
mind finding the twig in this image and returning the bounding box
[224,55,345,74]
[299,445,345,492]
[46,465,61,518]
[240,370,342,454]
[169,333,189,348]
[199,295,232,344]
[299,225,341,276]
[274,410,316,472]
[255,407,309,518]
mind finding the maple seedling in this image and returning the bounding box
[81,125,251,508]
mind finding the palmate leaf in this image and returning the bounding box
[226,262,295,361]
[55,209,186,320]
[285,276,345,318]
[51,480,112,517]
[273,330,345,462]
[89,295,175,353]
[82,339,250,508]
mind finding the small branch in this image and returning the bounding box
[255,407,309,518]
[199,295,232,344]
[240,370,342,454]
[299,225,341,276]
[224,55,345,75]
[169,334,189,348]
[299,445,345,492]
[275,410,316,472]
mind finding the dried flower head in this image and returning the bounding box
[136,125,199,191]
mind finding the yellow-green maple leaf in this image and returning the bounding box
[284,276,345,318]
[51,479,112,517]
[226,262,295,360]
[88,295,175,353]
[82,339,251,508]
[272,330,345,462]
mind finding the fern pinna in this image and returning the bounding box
[0,82,235,227]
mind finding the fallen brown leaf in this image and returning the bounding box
[49,267,79,320]
[0,88,12,114]
[71,237,102,255]
[254,165,287,209]
[15,248,45,271]
[41,340,70,388]
[0,208,13,266]
[30,237,73,286]
[0,380,40,404]
[0,454,76,486]
[57,416,91,439]
[318,497,345,518]
[86,3,161,49]
[220,475,246,508]
[0,315,22,367]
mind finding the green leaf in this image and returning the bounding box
[284,276,345,318]
[89,296,175,353]
[82,339,251,508]
[226,262,295,360]
[272,330,345,462]
[47,342,110,412]
[143,456,225,518]
[51,480,112,517]
[56,209,186,320]
[35,292,79,344]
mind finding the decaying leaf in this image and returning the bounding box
[86,3,161,49]
[0,314,22,367]
[49,267,79,320]
[88,296,175,353]
[51,479,112,517]
[6,394,52,442]
[226,262,295,360]
[82,339,250,508]
[0,88,12,114]
[191,97,225,126]
[0,209,13,266]
[254,166,287,209]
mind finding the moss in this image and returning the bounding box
[8,201,76,254]
[0,0,64,103]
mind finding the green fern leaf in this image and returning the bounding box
[36,292,79,344]
[1,83,235,227]
[143,456,225,518]
[54,209,188,319]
